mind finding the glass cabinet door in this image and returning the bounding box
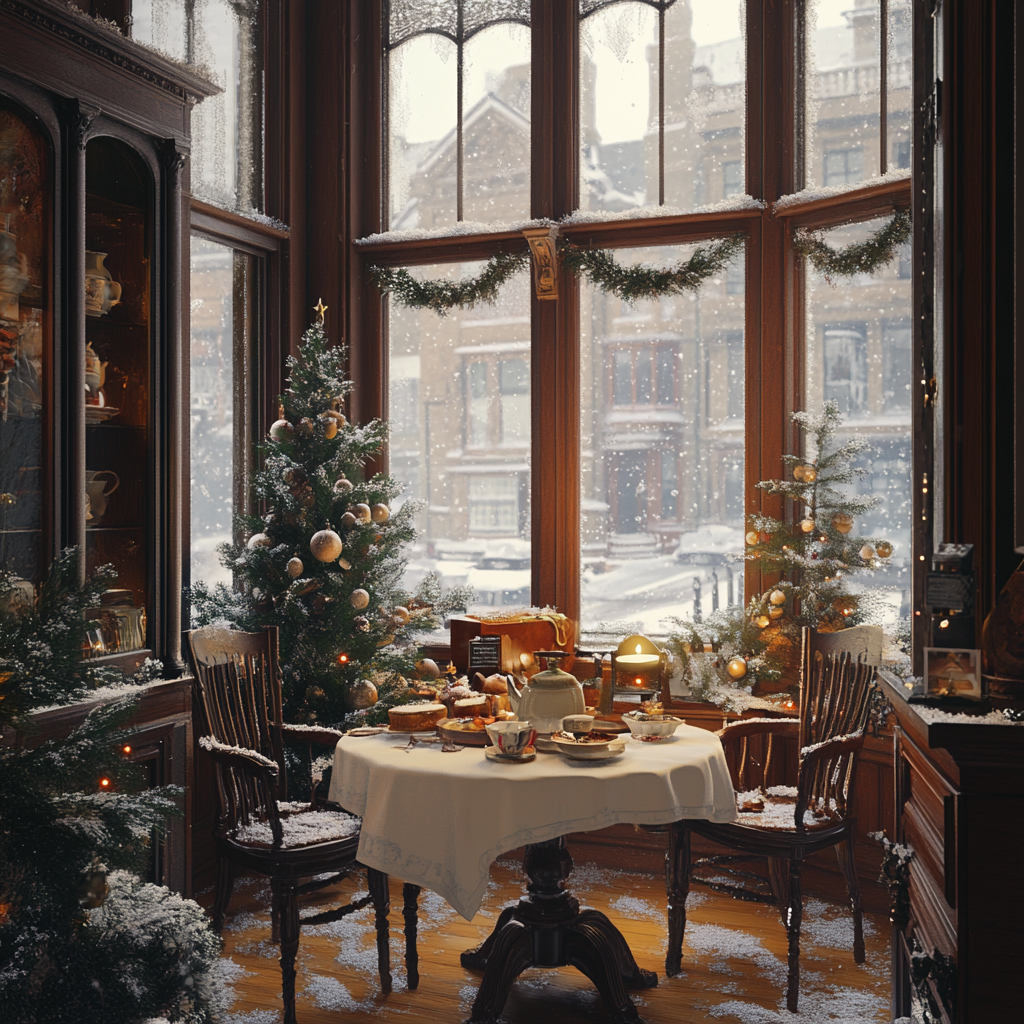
[83,137,151,654]
[0,96,50,588]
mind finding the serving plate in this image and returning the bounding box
[437,717,491,747]
[550,735,627,761]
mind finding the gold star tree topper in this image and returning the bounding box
[313,298,328,324]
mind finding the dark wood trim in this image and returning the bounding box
[190,198,289,247]
[773,177,912,226]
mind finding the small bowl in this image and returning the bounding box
[623,715,683,739]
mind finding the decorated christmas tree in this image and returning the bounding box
[191,315,469,727]
[0,551,234,1023]
[670,401,893,701]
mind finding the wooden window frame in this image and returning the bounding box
[339,0,916,640]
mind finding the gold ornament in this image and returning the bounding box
[352,503,372,525]
[876,540,893,558]
[319,413,338,440]
[247,533,272,549]
[286,556,304,577]
[769,589,786,606]
[350,588,370,610]
[769,606,784,619]
[745,531,759,546]
[326,409,348,427]
[314,297,328,324]
[755,614,771,629]
[392,605,411,625]
[802,466,818,483]
[832,513,854,534]
[333,477,354,494]
[416,658,441,678]
[269,419,293,440]
[310,529,343,562]
[340,511,357,529]
[371,503,390,523]
[860,544,876,560]
[726,656,748,680]
[800,518,815,533]
[346,679,378,710]
[793,465,806,481]
[337,556,352,570]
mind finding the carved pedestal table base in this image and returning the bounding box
[460,837,658,1024]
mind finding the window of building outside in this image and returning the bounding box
[131,0,268,595]
[372,0,913,640]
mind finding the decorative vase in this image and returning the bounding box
[84,251,122,317]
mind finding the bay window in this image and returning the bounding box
[355,0,916,644]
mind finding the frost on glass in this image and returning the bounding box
[189,236,235,588]
[805,217,912,620]
[389,266,531,611]
[580,0,745,213]
[132,0,263,212]
[805,0,881,188]
[887,0,912,173]
[579,241,745,635]
[388,18,531,230]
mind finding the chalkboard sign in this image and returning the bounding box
[468,635,506,674]
[925,573,974,613]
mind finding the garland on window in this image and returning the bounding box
[369,232,745,313]
[793,207,911,282]
[560,233,745,303]
[369,251,531,316]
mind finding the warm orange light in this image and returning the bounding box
[337,653,349,664]
[635,677,643,686]
[99,777,111,789]
[121,745,132,755]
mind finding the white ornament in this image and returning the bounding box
[333,477,353,494]
[247,533,272,549]
[269,419,293,440]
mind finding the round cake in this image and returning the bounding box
[388,702,447,732]
[454,694,488,717]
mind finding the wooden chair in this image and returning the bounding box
[665,631,878,1012]
[184,626,420,1024]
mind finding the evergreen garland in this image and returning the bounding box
[560,233,745,304]
[370,250,531,315]
[793,207,911,282]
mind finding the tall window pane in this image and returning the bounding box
[804,217,912,620]
[887,0,912,171]
[389,265,531,610]
[387,2,532,230]
[132,0,264,211]
[580,0,746,213]
[189,236,258,589]
[580,240,745,633]
[805,0,881,188]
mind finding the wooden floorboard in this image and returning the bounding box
[206,857,892,1024]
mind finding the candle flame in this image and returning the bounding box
[635,644,642,654]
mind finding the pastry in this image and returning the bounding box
[454,694,488,718]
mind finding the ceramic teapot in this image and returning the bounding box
[506,651,585,735]
[84,342,108,399]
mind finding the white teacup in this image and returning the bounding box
[561,714,595,738]
[485,720,537,757]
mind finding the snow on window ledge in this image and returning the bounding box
[773,168,911,212]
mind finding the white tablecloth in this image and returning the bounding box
[329,725,737,920]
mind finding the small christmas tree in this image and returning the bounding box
[0,551,233,1023]
[669,401,893,701]
[192,316,469,727]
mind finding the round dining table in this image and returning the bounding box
[329,724,737,1023]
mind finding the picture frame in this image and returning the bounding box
[924,647,983,700]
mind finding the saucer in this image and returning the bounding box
[348,726,387,737]
[485,745,536,764]
[550,736,627,761]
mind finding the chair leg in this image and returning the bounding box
[212,856,232,933]
[270,885,281,944]
[274,880,300,1024]
[665,821,691,977]
[784,852,804,1013]
[403,882,421,990]
[836,831,866,964]
[367,867,393,994]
